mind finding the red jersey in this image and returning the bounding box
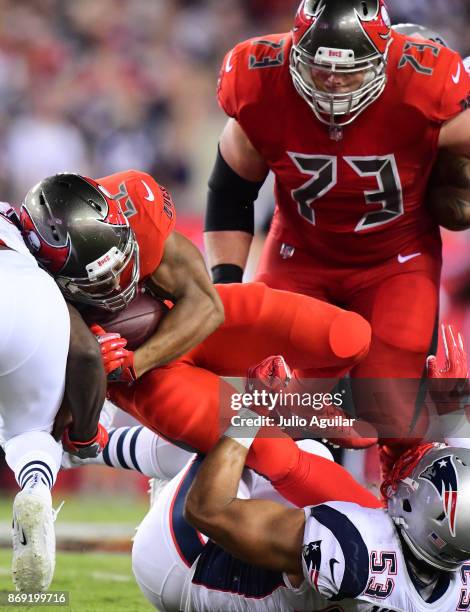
[98,170,176,279]
[218,32,470,265]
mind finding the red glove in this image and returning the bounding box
[90,324,137,384]
[246,355,292,393]
[426,323,469,414]
[62,423,109,459]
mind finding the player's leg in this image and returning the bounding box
[0,250,70,592]
[62,419,192,480]
[132,457,203,610]
[189,282,371,378]
[246,440,335,505]
[109,365,381,509]
[132,442,380,610]
[348,255,441,450]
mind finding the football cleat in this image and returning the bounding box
[11,489,58,592]
[295,407,378,450]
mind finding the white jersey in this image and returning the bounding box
[184,542,313,612]
[0,202,35,261]
[132,441,334,612]
[0,202,69,444]
[301,501,470,611]
[176,460,310,612]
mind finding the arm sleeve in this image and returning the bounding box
[437,53,470,121]
[302,504,371,600]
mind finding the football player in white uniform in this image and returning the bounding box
[0,203,107,591]
[124,333,469,612]
[182,440,470,611]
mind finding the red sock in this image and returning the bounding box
[247,433,381,509]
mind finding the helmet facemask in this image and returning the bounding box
[290,0,392,138]
[21,173,141,314]
[57,235,140,312]
[290,45,387,130]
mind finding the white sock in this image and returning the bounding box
[94,426,190,479]
[4,431,61,495]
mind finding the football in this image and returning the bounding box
[427,150,470,231]
[82,290,169,350]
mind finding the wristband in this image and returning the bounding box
[211,263,243,284]
[224,407,262,449]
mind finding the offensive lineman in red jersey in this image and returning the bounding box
[20,169,381,510]
[204,0,470,459]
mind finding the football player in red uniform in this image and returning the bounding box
[20,169,380,509]
[204,0,470,459]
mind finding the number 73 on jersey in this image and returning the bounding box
[289,152,403,232]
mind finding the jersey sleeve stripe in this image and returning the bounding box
[192,540,285,598]
[169,456,206,567]
[310,504,369,599]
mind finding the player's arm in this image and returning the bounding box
[204,118,269,283]
[55,303,107,442]
[184,432,304,575]
[433,54,470,226]
[430,138,470,229]
[132,231,224,377]
[439,108,470,156]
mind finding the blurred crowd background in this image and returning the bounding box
[0,0,469,208]
[0,0,469,493]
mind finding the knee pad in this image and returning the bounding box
[329,311,371,362]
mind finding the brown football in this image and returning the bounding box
[427,151,470,231]
[82,290,169,350]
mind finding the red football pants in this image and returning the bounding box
[109,282,380,508]
[256,233,442,443]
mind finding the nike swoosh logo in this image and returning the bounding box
[225,51,234,73]
[452,63,461,84]
[20,528,27,546]
[141,180,155,202]
[397,252,421,264]
[329,558,339,581]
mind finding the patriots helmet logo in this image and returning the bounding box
[302,539,322,589]
[419,455,459,537]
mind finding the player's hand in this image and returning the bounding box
[90,324,137,383]
[426,324,469,412]
[246,355,292,393]
[62,423,109,459]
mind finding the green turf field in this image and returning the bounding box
[0,495,153,610]
[0,495,149,525]
[0,550,153,611]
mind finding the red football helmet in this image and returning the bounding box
[20,173,140,312]
[290,0,392,131]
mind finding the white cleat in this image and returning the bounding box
[11,489,56,592]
